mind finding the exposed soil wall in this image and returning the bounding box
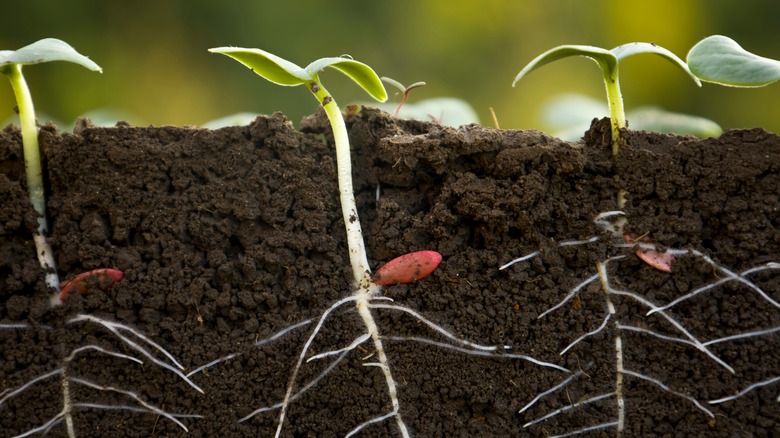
[1,108,778,436]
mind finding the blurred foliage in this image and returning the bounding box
[1,0,780,133]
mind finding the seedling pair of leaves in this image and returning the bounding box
[373,77,480,127]
[513,42,702,155]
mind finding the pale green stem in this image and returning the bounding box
[305,78,409,437]
[3,64,61,298]
[5,65,45,227]
[305,78,371,287]
[601,67,626,156]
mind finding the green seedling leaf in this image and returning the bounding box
[0,38,101,72]
[307,57,387,102]
[513,43,698,92]
[209,48,387,102]
[612,42,700,85]
[208,47,308,85]
[687,35,780,87]
[513,45,617,87]
[381,76,406,94]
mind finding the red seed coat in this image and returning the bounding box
[59,268,125,301]
[635,249,675,273]
[625,234,674,273]
[372,250,442,286]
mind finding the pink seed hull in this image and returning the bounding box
[372,250,442,285]
[59,268,125,301]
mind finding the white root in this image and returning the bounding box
[514,211,779,435]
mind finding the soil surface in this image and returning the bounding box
[1,108,779,437]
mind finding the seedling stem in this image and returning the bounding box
[1,38,102,304]
[2,63,61,292]
[305,76,371,285]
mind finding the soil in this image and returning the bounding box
[1,108,778,437]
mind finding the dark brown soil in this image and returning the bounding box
[1,108,778,437]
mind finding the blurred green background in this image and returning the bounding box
[2,0,780,133]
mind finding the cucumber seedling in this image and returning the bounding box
[207,46,414,436]
[513,42,701,155]
[1,38,102,304]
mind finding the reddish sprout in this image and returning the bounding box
[59,268,124,301]
[372,250,442,286]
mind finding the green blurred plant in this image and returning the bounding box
[542,93,722,140]
[370,96,480,126]
[513,42,701,155]
[1,38,101,305]
[687,35,780,87]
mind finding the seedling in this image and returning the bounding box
[501,211,780,435]
[208,46,414,436]
[381,77,427,117]
[687,35,780,87]
[513,42,701,155]
[1,38,102,303]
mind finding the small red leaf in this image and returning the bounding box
[372,250,442,286]
[59,268,125,301]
